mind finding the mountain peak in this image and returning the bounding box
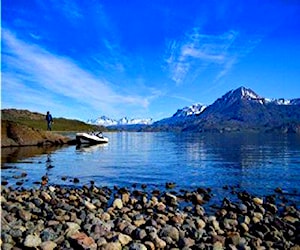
[227,86,261,100]
[214,86,262,105]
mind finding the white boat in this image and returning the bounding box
[76,132,109,145]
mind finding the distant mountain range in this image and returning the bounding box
[87,116,153,127]
[88,86,300,133]
[87,104,206,127]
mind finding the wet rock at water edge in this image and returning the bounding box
[165,182,176,189]
[73,178,80,183]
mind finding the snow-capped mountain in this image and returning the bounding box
[151,104,206,128]
[150,86,300,133]
[225,86,261,101]
[87,116,153,127]
[213,86,264,107]
[87,116,118,126]
[213,86,299,107]
[172,103,206,117]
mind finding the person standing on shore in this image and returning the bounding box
[46,111,53,131]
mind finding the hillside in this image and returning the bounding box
[1,109,108,132]
[1,120,73,147]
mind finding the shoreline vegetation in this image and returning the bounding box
[1,182,299,249]
[1,109,108,147]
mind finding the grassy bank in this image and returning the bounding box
[1,109,107,132]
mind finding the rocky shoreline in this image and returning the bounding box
[1,183,299,250]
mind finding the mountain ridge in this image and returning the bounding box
[87,116,153,127]
[149,86,300,133]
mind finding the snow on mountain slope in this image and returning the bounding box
[172,104,206,117]
[87,116,153,127]
[218,86,263,104]
[265,98,300,105]
[87,116,117,126]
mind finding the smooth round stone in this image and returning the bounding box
[113,198,123,209]
[129,242,147,250]
[253,197,263,205]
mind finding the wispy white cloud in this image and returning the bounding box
[165,28,259,85]
[2,29,151,119]
[91,39,127,73]
[29,33,41,40]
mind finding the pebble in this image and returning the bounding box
[240,222,249,232]
[253,197,263,205]
[239,203,248,213]
[118,233,132,245]
[1,184,299,249]
[196,218,206,229]
[84,200,97,210]
[23,234,42,248]
[129,242,148,250]
[113,198,123,209]
[160,225,180,241]
[101,242,122,250]
[70,231,97,249]
[153,236,167,248]
[40,241,57,250]
[18,209,32,221]
[284,215,299,223]
[66,222,80,237]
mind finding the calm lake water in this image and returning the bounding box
[2,132,300,203]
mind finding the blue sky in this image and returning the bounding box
[2,0,300,121]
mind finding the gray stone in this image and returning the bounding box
[1,243,15,250]
[160,225,180,242]
[66,222,81,237]
[118,233,132,246]
[18,209,32,221]
[9,228,23,238]
[239,203,248,213]
[41,228,57,241]
[129,242,147,250]
[1,233,14,244]
[40,241,57,250]
[101,242,122,250]
[23,234,42,248]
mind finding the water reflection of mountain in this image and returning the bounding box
[170,133,300,169]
